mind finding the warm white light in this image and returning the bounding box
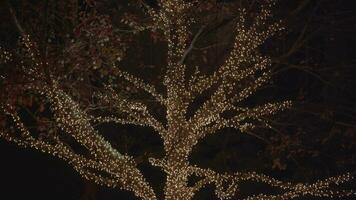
[0,1,354,200]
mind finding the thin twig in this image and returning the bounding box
[6,1,25,36]
[179,25,206,64]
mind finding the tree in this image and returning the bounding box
[0,0,355,199]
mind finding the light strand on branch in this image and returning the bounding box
[189,166,355,200]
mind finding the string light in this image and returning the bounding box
[0,1,355,200]
[0,47,12,64]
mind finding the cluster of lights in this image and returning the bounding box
[1,36,157,199]
[18,35,43,80]
[0,47,12,64]
[1,1,355,200]
[189,166,355,199]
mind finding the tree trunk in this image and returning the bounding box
[164,157,193,200]
[163,140,193,200]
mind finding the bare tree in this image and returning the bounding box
[0,0,355,199]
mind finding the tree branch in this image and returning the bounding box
[178,25,206,65]
[6,1,25,36]
[189,166,355,200]
[115,69,166,105]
